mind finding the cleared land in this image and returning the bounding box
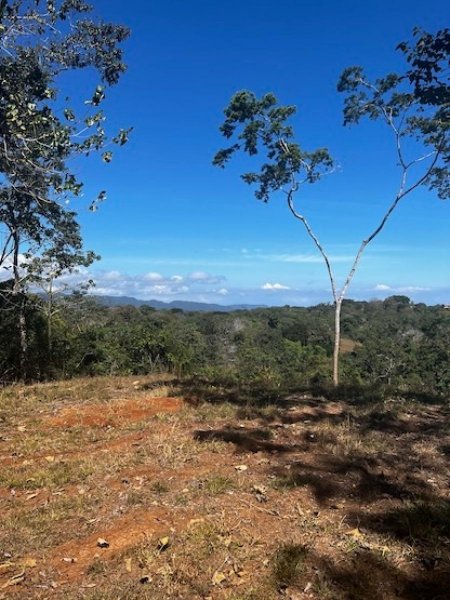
[0,376,449,599]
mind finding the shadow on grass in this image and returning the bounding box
[312,545,450,600]
[357,499,450,545]
[187,377,450,599]
[267,541,450,600]
[194,427,301,454]
[271,455,419,504]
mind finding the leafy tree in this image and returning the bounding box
[0,0,131,378]
[214,28,449,385]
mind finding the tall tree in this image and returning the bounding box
[214,28,449,386]
[0,0,131,378]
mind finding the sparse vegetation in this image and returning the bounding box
[0,375,449,598]
[0,14,447,600]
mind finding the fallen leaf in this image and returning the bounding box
[25,492,39,501]
[17,426,26,432]
[157,536,170,552]
[125,557,132,573]
[212,570,226,586]
[44,456,55,463]
[345,527,364,540]
[234,465,248,472]
[235,569,247,578]
[21,558,37,568]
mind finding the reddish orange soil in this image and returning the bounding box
[44,506,193,582]
[45,396,183,428]
[1,381,450,599]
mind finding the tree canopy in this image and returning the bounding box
[214,28,449,385]
[0,0,131,378]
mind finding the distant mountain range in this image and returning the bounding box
[89,295,264,312]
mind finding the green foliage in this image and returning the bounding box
[337,28,449,200]
[213,90,334,201]
[213,29,449,387]
[0,0,131,379]
[1,294,447,401]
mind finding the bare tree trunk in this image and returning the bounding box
[12,229,27,380]
[280,129,441,388]
[47,278,53,357]
[333,298,343,386]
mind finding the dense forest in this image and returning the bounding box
[1,292,448,396]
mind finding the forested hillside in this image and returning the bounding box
[1,293,448,395]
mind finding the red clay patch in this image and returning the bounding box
[43,506,193,583]
[45,396,184,428]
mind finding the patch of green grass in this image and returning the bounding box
[271,543,308,588]
[271,472,310,491]
[382,500,450,543]
[0,495,96,553]
[87,558,108,575]
[202,474,234,495]
[150,479,169,494]
[0,459,94,490]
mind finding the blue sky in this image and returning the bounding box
[68,0,448,306]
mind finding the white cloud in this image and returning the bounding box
[188,271,210,281]
[144,272,163,281]
[103,270,122,281]
[275,254,353,264]
[262,282,291,291]
[374,284,391,291]
[218,288,229,296]
[187,271,225,284]
[64,268,229,301]
[399,286,431,292]
[374,284,431,293]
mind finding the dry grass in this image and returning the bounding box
[0,376,449,599]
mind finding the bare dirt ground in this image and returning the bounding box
[0,375,449,599]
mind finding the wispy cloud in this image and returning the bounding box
[28,268,229,301]
[273,253,353,264]
[374,284,432,293]
[261,282,291,291]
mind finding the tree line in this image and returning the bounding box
[1,293,448,397]
[0,2,448,388]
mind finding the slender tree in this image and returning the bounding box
[214,28,449,385]
[0,0,131,378]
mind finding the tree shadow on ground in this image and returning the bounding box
[182,377,317,409]
[271,455,421,504]
[194,426,308,453]
[191,381,450,599]
[303,545,450,600]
